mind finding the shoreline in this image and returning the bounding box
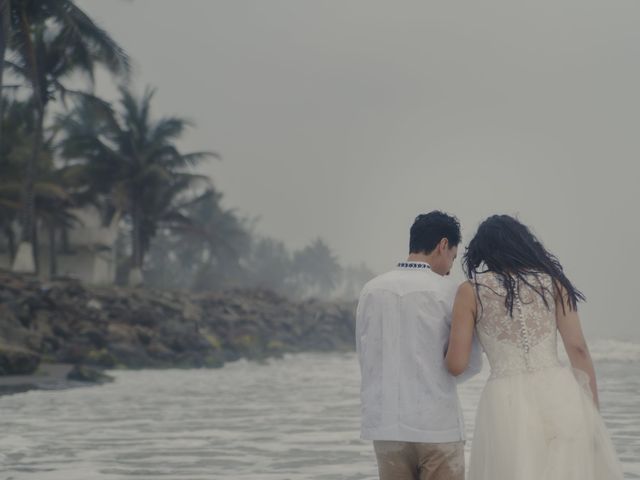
[0,348,358,396]
[0,363,114,396]
[0,363,74,395]
[0,270,357,379]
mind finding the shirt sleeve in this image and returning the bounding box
[355,291,365,355]
[355,287,376,356]
[442,279,458,326]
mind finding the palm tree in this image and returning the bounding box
[0,96,75,271]
[246,236,294,294]
[35,153,79,278]
[143,188,252,291]
[0,96,35,261]
[58,86,217,285]
[174,189,251,290]
[336,262,374,300]
[5,0,129,273]
[292,237,342,299]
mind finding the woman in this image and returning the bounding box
[445,215,623,479]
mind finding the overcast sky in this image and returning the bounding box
[76,0,639,340]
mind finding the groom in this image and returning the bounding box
[355,211,482,480]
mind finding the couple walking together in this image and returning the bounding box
[355,211,624,479]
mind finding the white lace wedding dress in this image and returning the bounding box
[468,271,624,480]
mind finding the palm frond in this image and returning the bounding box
[150,116,191,142]
[0,199,21,210]
[181,150,220,164]
[49,0,131,77]
[33,181,71,200]
[3,59,28,78]
[52,78,111,109]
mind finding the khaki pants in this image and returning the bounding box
[373,440,464,480]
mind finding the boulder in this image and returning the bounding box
[0,270,357,374]
[66,365,114,383]
[0,345,41,375]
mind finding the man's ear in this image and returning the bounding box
[439,237,449,253]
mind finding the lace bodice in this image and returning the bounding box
[473,271,561,379]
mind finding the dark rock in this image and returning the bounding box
[38,335,60,353]
[84,330,108,349]
[203,352,225,368]
[56,344,92,364]
[52,325,70,339]
[0,270,357,374]
[85,348,117,368]
[130,309,157,327]
[136,329,151,346]
[0,383,38,395]
[0,346,40,375]
[223,348,242,362]
[66,365,114,383]
[146,340,175,364]
[108,343,152,368]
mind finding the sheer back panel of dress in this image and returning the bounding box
[473,271,562,379]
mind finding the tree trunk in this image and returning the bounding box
[20,106,41,242]
[132,201,142,268]
[61,225,71,253]
[13,6,43,274]
[0,1,10,160]
[0,4,14,268]
[4,224,15,261]
[13,105,42,274]
[47,222,56,278]
[128,200,143,286]
[32,215,39,272]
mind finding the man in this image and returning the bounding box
[356,211,483,480]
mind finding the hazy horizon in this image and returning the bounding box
[75,0,640,341]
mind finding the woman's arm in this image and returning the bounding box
[446,281,478,376]
[555,283,600,409]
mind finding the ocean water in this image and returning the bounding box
[0,339,638,479]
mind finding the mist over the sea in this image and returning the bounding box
[76,0,640,341]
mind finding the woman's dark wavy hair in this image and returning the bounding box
[463,215,585,316]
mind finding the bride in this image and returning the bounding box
[445,215,624,479]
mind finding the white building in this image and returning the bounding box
[0,207,120,285]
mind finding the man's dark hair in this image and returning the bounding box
[409,211,461,254]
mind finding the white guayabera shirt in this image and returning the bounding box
[356,261,483,443]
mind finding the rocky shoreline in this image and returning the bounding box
[0,363,116,395]
[0,270,356,393]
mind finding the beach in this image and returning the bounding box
[0,340,637,479]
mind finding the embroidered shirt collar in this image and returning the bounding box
[397,261,431,270]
